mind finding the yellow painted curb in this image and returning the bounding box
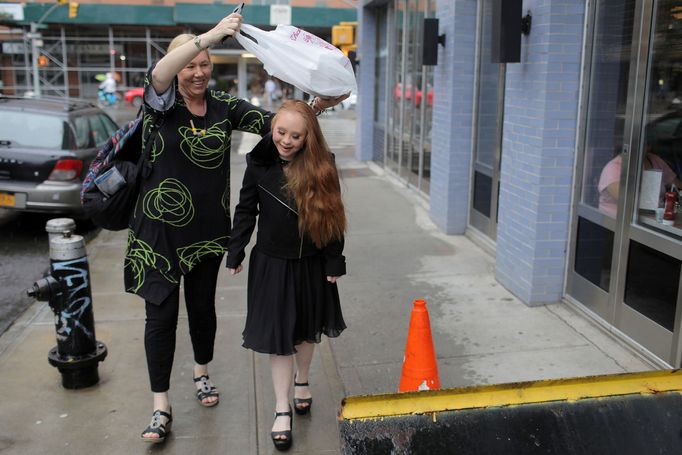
[340,369,682,421]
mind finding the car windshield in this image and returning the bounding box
[0,111,63,148]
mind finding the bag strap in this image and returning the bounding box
[137,107,165,180]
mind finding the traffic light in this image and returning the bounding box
[68,2,78,19]
[332,21,357,58]
[332,24,354,47]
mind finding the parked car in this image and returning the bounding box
[0,95,118,217]
[644,109,682,178]
[124,87,144,107]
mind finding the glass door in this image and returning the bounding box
[567,0,638,321]
[569,0,682,366]
[613,0,682,365]
[469,0,505,239]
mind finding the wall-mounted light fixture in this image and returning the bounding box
[521,11,532,36]
[423,18,445,66]
[491,0,531,63]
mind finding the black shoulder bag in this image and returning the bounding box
[80,110,163,230]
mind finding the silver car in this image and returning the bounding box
[0,96,118,216]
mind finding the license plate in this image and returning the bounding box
[0,192,15,207]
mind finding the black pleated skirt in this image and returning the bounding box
[242,247,346,355]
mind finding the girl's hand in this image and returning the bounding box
[312,94,350,113]
[326,275,339,284]
[228,264,243,275]
[202,13,243,48]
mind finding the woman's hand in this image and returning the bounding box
[310,94,350,114]
[326,275,340,284]
[201,13,243,48]
[228,264,243,275]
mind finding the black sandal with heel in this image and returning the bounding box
[194,374,219,407]
[271,406,293,451]
[140,408,173,444]
[294,377,313,415]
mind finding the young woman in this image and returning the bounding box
[226,100,347,451]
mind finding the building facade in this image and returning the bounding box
[357,0,682,368]
[0,0,355,100]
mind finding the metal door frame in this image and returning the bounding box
[468,0,505,241]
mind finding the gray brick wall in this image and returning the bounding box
[495,0,586,304]
[430,0,477,234]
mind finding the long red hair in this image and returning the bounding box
[274,100,346,248]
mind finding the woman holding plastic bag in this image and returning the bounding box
[133,11,347,443]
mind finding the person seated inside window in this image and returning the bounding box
[598,151,682,217]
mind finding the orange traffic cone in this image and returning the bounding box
[399,299,440,392]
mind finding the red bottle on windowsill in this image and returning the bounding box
[662,190,677,226]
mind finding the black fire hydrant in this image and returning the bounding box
[27,218,107,389]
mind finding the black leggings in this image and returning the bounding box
[144,256,222,393]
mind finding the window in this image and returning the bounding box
[580,0,636,217]
[0,112,64,149]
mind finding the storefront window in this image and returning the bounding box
[636,0,682,238]
[387,1,405,171]
[385,0,433,194]
[375,9,388,124]
[581,0,636,217]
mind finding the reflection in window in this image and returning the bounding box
[385,0,433,194]
[637,0,682,236]
[624,241,680,331]
[581,0,636,216]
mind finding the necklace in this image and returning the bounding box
[186,97,207,137]
[189,117,206,137]
[278,157,291,167]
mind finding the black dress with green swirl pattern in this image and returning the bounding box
[124,67,273,305]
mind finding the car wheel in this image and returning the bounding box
[131,96,143,108]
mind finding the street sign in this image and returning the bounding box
[26,32,42,39]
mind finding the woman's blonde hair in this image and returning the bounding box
[167,33,211,60]
[275,100,346,248]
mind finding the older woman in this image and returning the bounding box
[131,12,345,443]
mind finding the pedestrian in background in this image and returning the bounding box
[130,12,348,442]
[226,99,347,451]
[265,77,277,107]
[98,72,117,105]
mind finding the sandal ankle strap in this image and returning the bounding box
[294,380,309,387]
[274,410,292,417]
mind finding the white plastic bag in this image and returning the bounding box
[236,23,357,98]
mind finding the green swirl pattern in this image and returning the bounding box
[143,178,195,227]
[238,110,268,134]
[143,112,165,162]
[125,230,178,292]
[178,118,229,169]
[176,235,229,274]
[211,91,239,107]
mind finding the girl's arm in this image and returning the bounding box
[226,155,260,270]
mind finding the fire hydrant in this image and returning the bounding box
[27,218,107,389]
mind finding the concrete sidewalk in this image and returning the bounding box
[0,111,651,454]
